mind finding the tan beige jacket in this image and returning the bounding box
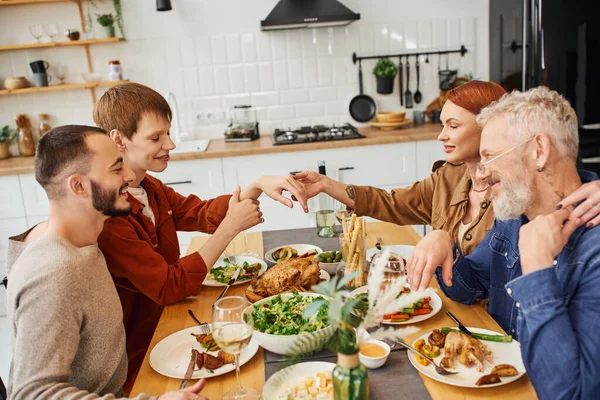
[350,161,494,255]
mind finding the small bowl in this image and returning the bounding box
[81,72,103,83]
[376,111,406,123]
[4,76,29,90]
[358,339,391,369]
[318,260,341,275]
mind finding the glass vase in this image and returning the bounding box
[333,352,369,400]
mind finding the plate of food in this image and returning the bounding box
[351,285,442,324]
[263,361,336,400]
[149,326,259,379]
[264,244,323,265]
[203,256,267,287]
[407,327,526,388]
[245,257,329,303]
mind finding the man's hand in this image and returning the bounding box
[519,208,580,275]
[557,181,600,228]
[222,186,263,234]
[157,379,208,400]
[254,175,309,212]
[407,230,454,291]
[290,170,328,199]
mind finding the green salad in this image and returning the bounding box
[251,292,329,335]
[209,259,261,284]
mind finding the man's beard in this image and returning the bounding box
[90,179,132,217]
[491,161,535,221]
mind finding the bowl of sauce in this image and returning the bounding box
[358,339,391,369]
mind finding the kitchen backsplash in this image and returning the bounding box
[0,0,489,138]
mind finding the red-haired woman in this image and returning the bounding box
[293,80,506,255]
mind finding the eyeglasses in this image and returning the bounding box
[477,137,534,174]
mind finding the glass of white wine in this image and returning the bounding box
[240,230,258,257]
[212,296,258,400]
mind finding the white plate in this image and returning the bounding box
[149,326,259,379]
[407,327,526,388]
[264,244,323,265]
[350,286,442,325]
[263,361,336,400]
[203,256,268,287]
[366,244,415,263]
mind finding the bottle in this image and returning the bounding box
[333,351,369,399]
[316,161,336,238]
[108,60,122,81]
[38,114,51,137]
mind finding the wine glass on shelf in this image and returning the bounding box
[240,230,258,257]
[29,24,43,43]
[212,296,259,400]
[44,23,58,42]
[54,66,67,84]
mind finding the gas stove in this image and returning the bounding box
[272,123,365,145]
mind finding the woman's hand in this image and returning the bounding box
[157,379,208,400]
[556,181,600,228]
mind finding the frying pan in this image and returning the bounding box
[349,60,376,122]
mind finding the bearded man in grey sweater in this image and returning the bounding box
[6,125,207,400]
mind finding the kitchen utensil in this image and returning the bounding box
[413,111,426,125]
[446,311,477,338]
[213,267,241,306]
[438,53,458,91]
[375,236,382,250]
[349,60,377,122]
[187,309,211,334]
[404,58,413,109]
[375,111,405,123]
[179,350,198,389]
[431,109,442,123]
[398,56,404,106]
[368,119,413,130]
[32,72,51,87]
[395,340,459,376]
[414,57,422,104]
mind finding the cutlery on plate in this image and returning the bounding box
[213,266,241,307]
[187,309,211,334]
[394,340,459,376]
[375,236,382,251]
[180,349,198,389]
[446,311,477,338]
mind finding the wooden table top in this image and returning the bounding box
[130,222,537,400]
[0,124,440,176]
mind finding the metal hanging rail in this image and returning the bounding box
[352,45,468,64]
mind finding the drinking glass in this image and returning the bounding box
[53,66,67,84]
[44,24,58,42]
[29,24,43,43]
[212,296,259,400]
[240,231,258,257]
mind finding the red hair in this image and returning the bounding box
[446,80,507,115]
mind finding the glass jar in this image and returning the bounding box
[339,233,367,288]
[38,113,51,137]
[108,60,122,81]
[333,352,369,400]
[18,127,35,156]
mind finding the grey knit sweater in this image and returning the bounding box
[6,234,155,400]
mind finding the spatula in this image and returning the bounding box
[405,58,413,109]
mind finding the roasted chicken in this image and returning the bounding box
[245,258,321,303]
[440,331,493,372]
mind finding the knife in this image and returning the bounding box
[180,349,198,389]
[214,266,241,306]
[446,311,476,338]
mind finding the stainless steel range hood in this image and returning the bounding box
[261,0,360,31]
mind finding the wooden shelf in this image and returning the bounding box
[0,0,75,6]
[0,80,129,96]
[0,37,124,52]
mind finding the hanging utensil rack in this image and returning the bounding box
[351,45,468,64]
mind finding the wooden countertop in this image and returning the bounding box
[0,123,440,176]
[131,222,537,400]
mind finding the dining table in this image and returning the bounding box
[130,221,538,400]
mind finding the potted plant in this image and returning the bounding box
[372,58,398,95]
[0,125,16,160]
[97,13,115,38]
[295,250,434,399]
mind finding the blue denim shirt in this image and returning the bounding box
[434,170,600,400]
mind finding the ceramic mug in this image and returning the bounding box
[30,60,49,73]
[431,109,442,123]
[33,72,51,87]
[413,111,426,125]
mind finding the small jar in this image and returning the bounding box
[18,127,35,156]
[38,114,51,137]
[108,60,122,81]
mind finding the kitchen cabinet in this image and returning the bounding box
[0,175,25,219]
[19,174,50,217]
[416,140,446,180]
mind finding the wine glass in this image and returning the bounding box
[240,231,258,257]
[54,66,67,84]
[212,296,259,400]
[44,24,58,42]
[29,24,43,43]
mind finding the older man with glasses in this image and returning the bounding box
[406,86,600,399]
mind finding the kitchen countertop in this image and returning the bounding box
[0,123,440,176]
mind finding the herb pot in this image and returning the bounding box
[0,142,10,160]
[376,77,394,95]
[102,25,116,38]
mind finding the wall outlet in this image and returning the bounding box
[196,111,206,122]
[206,110,214,122]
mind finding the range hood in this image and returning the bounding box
[261,0,360,31]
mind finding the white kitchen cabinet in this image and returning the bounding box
[0,217,28,315]
[0,175,25,219]
[416,140,446,181]
[19,174,49,217]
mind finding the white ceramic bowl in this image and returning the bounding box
[318,260,340,275]
[264,244,323,266]
[358,339,391,369]
[244,292,335,355]
[81,72,103,82]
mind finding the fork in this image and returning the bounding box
[187,309,211,334]
[223,248,236,265]
[394,340,459,376]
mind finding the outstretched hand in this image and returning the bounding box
[157,379,208,400]
[406,230,455,291]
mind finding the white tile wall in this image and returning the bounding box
[0,0,490,139]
